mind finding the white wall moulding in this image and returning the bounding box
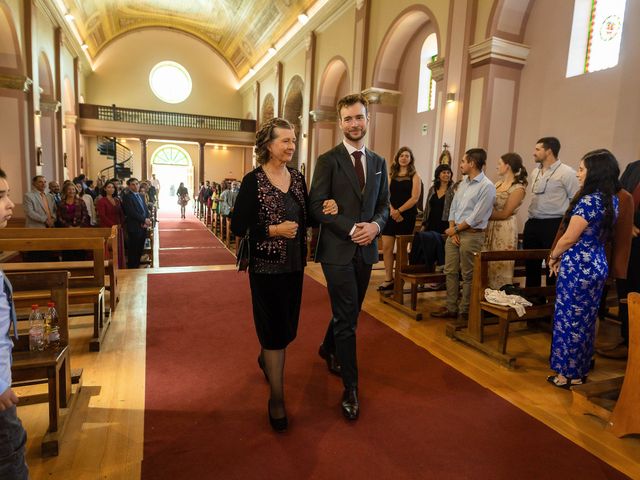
[361,87,402,106]
[468,36,530,68]
[0,74,33,92]
[427,57,445,83]
[40,99,62,113]
[309,108,337,123]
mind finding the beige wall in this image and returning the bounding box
[87,29,242,118]
[315,4,355,95]
[283,46,306,91]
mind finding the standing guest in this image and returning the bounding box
[122,178,151,269]
[24,175,55,228]
[378,147,422,291]
[432,149,496,321]
[231,118,337,432]
[547,149,620,388]
[484,153,528,289]
[176,182,189,219]
[524,137,578,292]
[0,169,29,480]
[220,181,240,219]
[85,180,97,199]
[48,180,61,205]
[76,181,96,226]
[309,93,389,421]
[96,180,126,269]
[57,182,90,260]
[150,173,161,207]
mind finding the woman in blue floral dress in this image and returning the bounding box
[547,149,620,389]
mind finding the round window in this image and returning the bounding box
[149,61,192,104]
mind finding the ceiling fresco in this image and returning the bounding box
[62,0,316,78]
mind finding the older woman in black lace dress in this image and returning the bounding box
[231,118,337,432]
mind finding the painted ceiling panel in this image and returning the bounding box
[63,0,315,78]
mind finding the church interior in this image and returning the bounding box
[0,0,639,478]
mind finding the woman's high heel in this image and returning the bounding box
[268,400,288,432]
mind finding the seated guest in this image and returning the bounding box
[379,147,422,291]
[407,164,454,272]
[96,180,126,269]
[432,148,496,321]
[57,181,90,260]
[483,153,527,289]
[547,149,620,388]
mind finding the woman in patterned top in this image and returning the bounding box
[547,149,620,389]
[231,118,337,432]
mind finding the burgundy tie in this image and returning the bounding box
[352,151,365,191]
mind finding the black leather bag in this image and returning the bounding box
[236,229,250,272]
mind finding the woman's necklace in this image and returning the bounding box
[264,166,290,190]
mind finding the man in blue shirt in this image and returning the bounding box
[432,149,496,321]
[0,168,29,479]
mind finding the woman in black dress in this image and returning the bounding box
[231,118,337,432]
[379,147,422,290]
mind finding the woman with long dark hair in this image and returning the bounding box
[378,147,422,290]
[547,149,620,388]
[96,180,126,268]
[484,153,528,289]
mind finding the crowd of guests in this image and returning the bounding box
[230,92,639,433]
[23,173,159,269]
[193,179,240,221]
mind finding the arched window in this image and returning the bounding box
[566,0,627,77]
[149,61,192,104]
[417,33,438,113]
[152,145,191,166]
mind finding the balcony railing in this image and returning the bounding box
[79,103,256,133]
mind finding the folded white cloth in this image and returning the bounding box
[484,288,533,317]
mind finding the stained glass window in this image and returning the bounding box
[152,145,190,166]
[566,0,627,77]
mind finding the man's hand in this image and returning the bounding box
[0,387,19,411]
[276,221,299,239]
[45,218,54,227]
[444,226,457,237]
[322,199,338,215]
[144,218,152,227]
[351,222,378,246]
[451,234,460,246]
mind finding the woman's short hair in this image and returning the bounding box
[255,118,294,165]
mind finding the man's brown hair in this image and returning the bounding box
[336,93,369,120]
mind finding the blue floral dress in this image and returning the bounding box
[550,192,618,379]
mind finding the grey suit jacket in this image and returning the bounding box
[309,143,389,265]
[23,190,56,228]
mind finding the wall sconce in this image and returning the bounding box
[34,110,42,117]
[446,93,456,104]
[81,43,89,51]
[64,12,74,21]
[268,46,277,55]
[298,13,309,25]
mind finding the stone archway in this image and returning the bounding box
[486,0,535,43]
[282,75,304,170]
[261,94,274,126]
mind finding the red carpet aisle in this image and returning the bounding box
[157,211,236,267]
[142,271,627,480]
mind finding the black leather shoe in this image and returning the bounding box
[268,400,288,432]
[318,344,342,376]
[341,388,359,421]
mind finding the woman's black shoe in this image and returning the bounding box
[268,400,288,432]
[257,354,268,382]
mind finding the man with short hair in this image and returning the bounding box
[0,169,29,479]
[48,181,61,205]
[24,175,56,228]
[122,178,151,268]
[310,93,389,421]
[432,148,496,321]
[524,137,578,289]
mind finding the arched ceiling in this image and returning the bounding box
[62,0,316,78]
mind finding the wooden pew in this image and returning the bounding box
[0,237,109,351]
[447,249,554,368]
[140,227,154,268]
[9,271,83,456]
[571,292,640,437]
[0,226,120,314]
[379,234,446,320]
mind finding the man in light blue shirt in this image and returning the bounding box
[0,169,29,479]
[432,148,496,321]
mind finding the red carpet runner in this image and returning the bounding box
[158,211,236,266]
[143,270,627,479]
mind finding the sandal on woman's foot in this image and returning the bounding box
[546,375,585,390]
[377,280,394,291]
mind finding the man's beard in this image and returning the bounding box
[344,127,367,142]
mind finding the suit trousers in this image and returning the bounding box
[126,227,146,269]
[0,406,29,480]
[523,217,562,288]
[444,231,486,314]
[321,248,372,389]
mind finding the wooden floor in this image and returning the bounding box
[18,234,640,479]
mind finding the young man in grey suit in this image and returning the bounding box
[309,93,389,421]
[23,175,56,228]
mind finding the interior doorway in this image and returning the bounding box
[151,144,194,212]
